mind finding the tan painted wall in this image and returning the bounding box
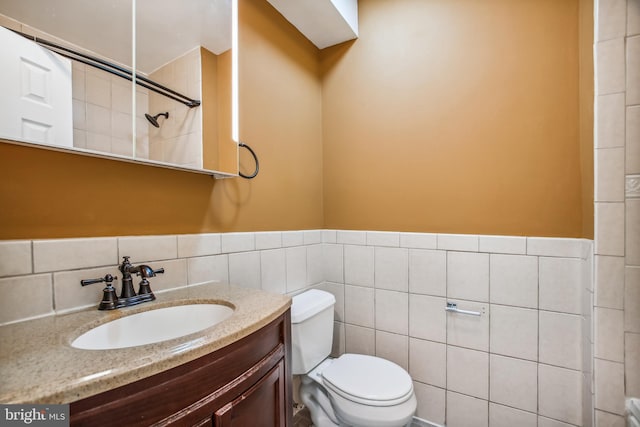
[0,0,324,239]
[321,0,592,238]
[0,0,592,240]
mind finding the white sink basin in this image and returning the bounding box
[71,304,234,350]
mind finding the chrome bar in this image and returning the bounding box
[445,302,482,316]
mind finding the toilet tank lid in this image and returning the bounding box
[291,289,335,324]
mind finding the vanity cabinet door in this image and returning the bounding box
[214,359,286,427]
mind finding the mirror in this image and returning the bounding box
[0,0,237,177]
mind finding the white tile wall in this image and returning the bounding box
[447,251,489,302]
[408,249,446,296]
[446,300,489,351]
[447,346,489,399]
[413,382,445,425]
[374,247,408,291]
[409,338,446,388]
[446,391,488,427]
[538,364,583,425]
[595,3,640,425]
[490,304,538,361]
[490,354,538,412]
[344,245,374,286]
[489,403,536,427]
[539,257,583,314]
[344,285,374,327]
[539,311,583,370]
[375,330,408,370]
[490,254,538,308]
[0,230,592,427]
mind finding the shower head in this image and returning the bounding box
[145,112,169,128]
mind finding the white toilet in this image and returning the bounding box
[291,289,417,427]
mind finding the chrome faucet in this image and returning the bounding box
[81,256,164,310]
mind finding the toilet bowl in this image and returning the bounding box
[291,289,417,427]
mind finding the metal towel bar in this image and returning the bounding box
[445,302,482,316]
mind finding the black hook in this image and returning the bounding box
[238,142,259,179]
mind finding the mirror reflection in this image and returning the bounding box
[0,0,235,175]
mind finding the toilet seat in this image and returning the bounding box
[321,354,414,407]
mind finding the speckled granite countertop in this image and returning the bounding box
[0,282,291,404]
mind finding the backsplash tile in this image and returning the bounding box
[177,233,221,258]
[118,236,177,263]
[33,238,117,273]
[145,258,187,292]
[53,266,118,312]
[229,252,261,290]
[187,254,228,285]
[0,241,32,277]
[0,274,53,324]
[220,232,255,253]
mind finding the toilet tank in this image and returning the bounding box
[290,289,336,375]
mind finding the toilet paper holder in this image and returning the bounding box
[445,302,483,317]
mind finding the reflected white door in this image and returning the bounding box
[0,26,73,147]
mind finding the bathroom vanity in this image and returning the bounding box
[71,310,291,426]
[0,283,292,426]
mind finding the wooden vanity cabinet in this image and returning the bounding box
[70,310,292,427]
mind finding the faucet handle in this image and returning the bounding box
[136,266,165,278]
[81,274,117,287]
